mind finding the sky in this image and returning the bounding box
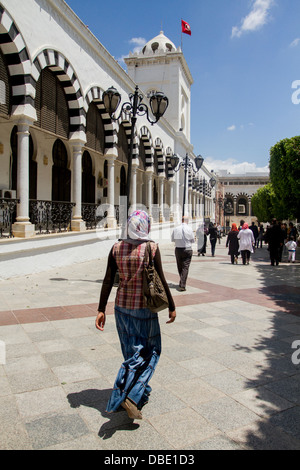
[65,0,300,175]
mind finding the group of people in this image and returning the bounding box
[225,219,298,266]
[95,210,298,422]
[264,220,298,265]
[226,221,256,265]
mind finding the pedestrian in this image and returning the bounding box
[257,224,265,248]
[171,215,195,291]
[196,222,207,256]
[95,210,176,421]
[226,223,240,264]
[237,223,255,265]
[250,222,259,249]
[288,222,298,241]
[285,236,297,263]
[208,222,218,257]
[264,218,284,266]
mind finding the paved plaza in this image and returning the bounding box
[0,237,300,450]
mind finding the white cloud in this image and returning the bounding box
[227,125,236,131]
[116,37,146,67]
[205,157,269,175]
[232,0,274,38]
[290,38,300,48]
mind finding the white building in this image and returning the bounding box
[0,0,216,241]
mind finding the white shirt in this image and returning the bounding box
[238,228,255,252]
[171,223,195,249]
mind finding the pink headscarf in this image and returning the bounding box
[242,223,249,230]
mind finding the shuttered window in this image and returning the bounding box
[35,68,69,138]
[0,49,10,116]
[86,102,105,153]
[117,124,128,163]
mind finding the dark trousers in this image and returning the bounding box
[241,250,251,265]
[269,246,280,265]
[210,238,217,256]
[175,248,193,288]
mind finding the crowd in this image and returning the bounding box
[95,210,298,422]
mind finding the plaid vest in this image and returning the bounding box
[113,241,157,310]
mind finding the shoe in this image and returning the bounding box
[121,399,143,420]
[178,286,186,291]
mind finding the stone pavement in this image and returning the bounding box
[0,238,300,450]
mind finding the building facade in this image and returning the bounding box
[0,0,216,239]
[215,171,270,232]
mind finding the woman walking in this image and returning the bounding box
[95,210,176,420]
[196,223,207,256]
[208,222,218,257]
[237,223,255,265]
[226,223,240,264]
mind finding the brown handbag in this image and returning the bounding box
[143,242,169,313]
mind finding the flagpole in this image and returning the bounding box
[181,18,183,51]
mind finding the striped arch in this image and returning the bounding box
[85,86,115,152]
[0,5,35,118]
[154,137,165,175]
[165,147,174,179]
[32,49,85,139]
[139,125,153,168]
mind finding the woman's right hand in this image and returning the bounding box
[95,311,106,331]
[166,310,176,324]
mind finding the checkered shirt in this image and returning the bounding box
[113,241,157,310]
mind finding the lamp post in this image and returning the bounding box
[200,176,216,221]
[102,85,169,216]
[167,153,204,217]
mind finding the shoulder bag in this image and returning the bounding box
[143,242,169,313]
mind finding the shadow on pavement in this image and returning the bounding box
[233,246,300,449]
[67,388,139,440]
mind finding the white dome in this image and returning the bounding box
[140,31,177,56]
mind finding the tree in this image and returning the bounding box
[251,183,276,222]
[269,137,300,220]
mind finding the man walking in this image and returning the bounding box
[171,216,195,291]
[264,219,284,266]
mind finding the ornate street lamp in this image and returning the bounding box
[102,85,169,215]
[167,153,204,217]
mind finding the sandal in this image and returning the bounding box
[121,398,143,420]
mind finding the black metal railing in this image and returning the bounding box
[29,200,75,234]
[0,198,19,238]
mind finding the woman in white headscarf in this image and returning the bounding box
[196,223,207,256]
[95,210,176,420]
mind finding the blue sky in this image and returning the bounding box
[65,0,300,174]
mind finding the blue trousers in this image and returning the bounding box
[106,306,161,413]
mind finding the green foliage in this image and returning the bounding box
[269,137,300,219]
[251,183,275,222]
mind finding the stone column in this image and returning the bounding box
[146,170,153,220]
[130,162,138,212]
[12,119,35,238]
[71,141,86,232]
[169,178,175,222]
[159,175,165,222]
[106,155,117,228]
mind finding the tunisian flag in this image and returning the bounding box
[181,20,191,35]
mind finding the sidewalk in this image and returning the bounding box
[0,239,300,450]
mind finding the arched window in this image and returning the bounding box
[86,102,105,153]
[35,68,69,138]
[117,124,128,163]
[0,49,10,116]
[52,139,70,201]
[138,140,146,170]
[82,150,95,203]
[120,165,127,196]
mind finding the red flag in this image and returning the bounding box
[181,20,191,36]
